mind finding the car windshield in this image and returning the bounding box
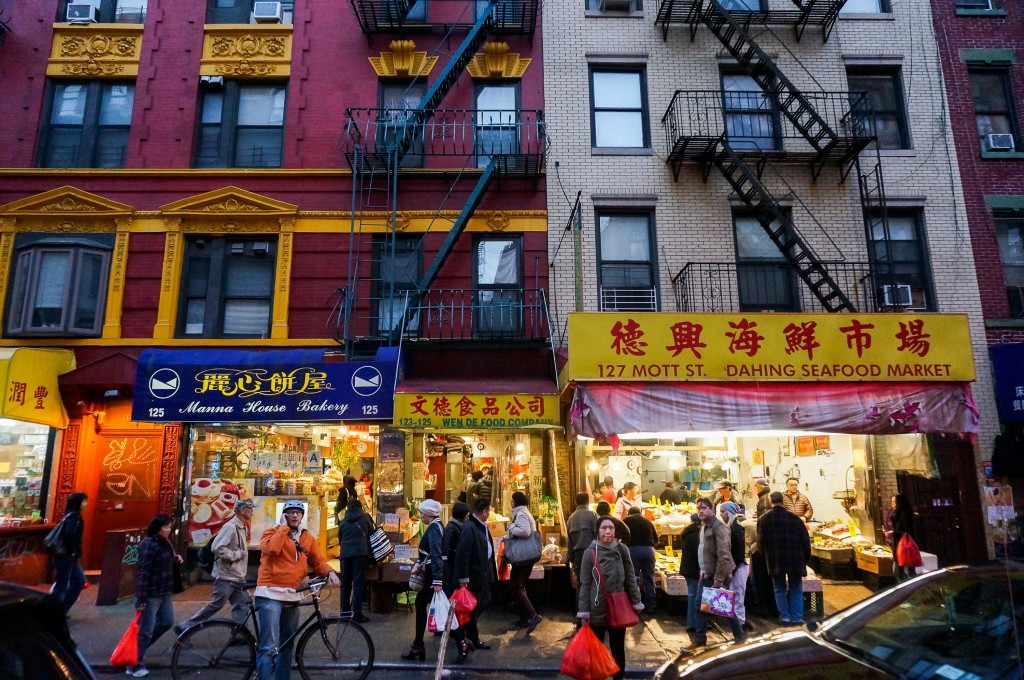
[820,569,1023,680]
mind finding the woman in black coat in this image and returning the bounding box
[401,499,444,662]
[338,500,374,622]
[887,494,917,582]
[453,498,496,662]
[51,492,87,613]
[442,502,470,595]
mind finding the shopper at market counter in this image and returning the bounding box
[753,479,772,519]
[783,477,814,522]
[756,491,811,626]
[567,492,598,587]
[623,507,659,615]
[719,501,751,631]
[602,476,617,503]
[685,498,746,650]
[614,482,641,519]
[678,513,702,632]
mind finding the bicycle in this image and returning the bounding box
[170,577,374,680]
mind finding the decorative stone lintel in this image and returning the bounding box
[466,42,531,79]
[369,40,438,78]
[48,25,144,78]
[201,25,293,78]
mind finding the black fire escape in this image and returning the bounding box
[657,0,895,314]
[337,0,546,360]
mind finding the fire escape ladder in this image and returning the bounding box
[700,0,840,170]
[787,0,850,42]
[713,141,857,313]
[855,148,896,306]
[394,159,499,339]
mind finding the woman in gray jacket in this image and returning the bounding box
[577,516,643,680]
[506,492,542,634]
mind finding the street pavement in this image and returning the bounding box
[67,581,709,677]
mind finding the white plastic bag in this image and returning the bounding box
[427,590,458,632]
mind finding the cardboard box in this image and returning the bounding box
[380,561,416,583]
[665,575,688,597]
[919,551,939,573]
[856,551,894,576]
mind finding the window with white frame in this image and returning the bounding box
[996,217,1024,318]
[475,236,523,336]
[956,0,994,9]
[590,69,649,148]
[839,0,888,12]
[178,237,277,338]
[6,236,112,337]
[597,213,657,311]
[38,82,134,168]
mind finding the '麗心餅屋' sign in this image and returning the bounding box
[566,312,975,382]
[394,393,560,429]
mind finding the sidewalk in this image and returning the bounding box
[67,582,694,677]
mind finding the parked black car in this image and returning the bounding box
[655,565,1023,680]
[0,582,97,679]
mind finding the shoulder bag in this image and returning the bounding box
[591,546,639,629]
[44,514,70,556]
[503,530,542,565]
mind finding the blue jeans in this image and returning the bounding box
[772,572,804,623]
[51,554,86,613]
[629,545,657,613]
[685,576,699,630]
[256,596,300,680]
[137,594,174,665]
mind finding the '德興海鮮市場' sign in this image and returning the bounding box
[566,312,975,382]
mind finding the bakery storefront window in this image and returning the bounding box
[0,421,54,524]
[185,424,377,549]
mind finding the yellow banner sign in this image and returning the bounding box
[0,348,76,428]
[567,312,975,382]
[394,393,560,429]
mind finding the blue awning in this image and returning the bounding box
[991,343,1024,423]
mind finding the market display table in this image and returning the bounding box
[810,545,857,580]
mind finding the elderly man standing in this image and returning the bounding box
[757,491,811,626]
[685,498,747,649]
[782,477,813,522]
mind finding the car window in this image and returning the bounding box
[821,570,1023,679]
[0,626,84,680]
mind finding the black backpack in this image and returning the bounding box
[197,541,215,574]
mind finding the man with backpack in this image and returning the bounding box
[175,497,255,635]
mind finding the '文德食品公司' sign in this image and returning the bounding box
[132,349,397,422]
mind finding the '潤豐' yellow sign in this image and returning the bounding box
[0,348,76,428]
[394,393,560,429]
[567,312,974,382]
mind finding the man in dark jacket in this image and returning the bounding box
[756,491,811,626]
[442,502,470,594]
[753,479,771,519]
[477,468,493,505]
[660,482,682,505]
[679,514,701,632]
[338,500,374,622]
[454,499,496,658]
[688,497,746,649]
[594,501,631,544]
[566,493,597,586]
[623,507,659,615]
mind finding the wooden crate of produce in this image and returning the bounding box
[855,551,893,576]
[811,546,854,563]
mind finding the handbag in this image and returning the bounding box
[408,563,426,592]
[700,586,736,617]
[591,547,639,629]
[896,533,923,568]
[368,527,394,564]
[44,515,69,556]
[109,611,141,667]
[503,531,542,565]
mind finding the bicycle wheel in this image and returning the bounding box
[171,619,256,680]
[295,616,374,680]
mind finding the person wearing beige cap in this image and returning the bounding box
[401,498,445,662]
[175,497,255,635]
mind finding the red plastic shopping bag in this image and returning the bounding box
[896,534,923,568]
[561,623,620,680]
[451,585,477,627]
[109,611,141,667]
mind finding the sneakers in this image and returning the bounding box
[525,614,543,636]
[126,667,149,678]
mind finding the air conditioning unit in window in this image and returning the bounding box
[882,284,913,307]
[199,75,225,88]
[600,0,633,10]
[66,3,98,23]
[985,133,1016,152]
[253,1,283,23]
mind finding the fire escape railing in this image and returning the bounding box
[349,0,538,36]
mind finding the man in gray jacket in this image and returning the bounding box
[686,497,747,649]
[176,497,254,634]
[566,493,597,586]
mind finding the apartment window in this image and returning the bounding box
[206,0,293,24]
[476,83,518,168]
[996,217,1024,318]
[178,237,276,338]
[584,0,643,11]
[597,213,657,311]
[477,0,521,23]
[722,73,779,151]
[868,212,932,310]
[847,70,909,149]
[6,236,112,337]
[38,82,133,168]
[475,236,523,336]
[840,0,887,12]
[956,0,994,9]
[195,82,286,168]
[719,0,763,9]
[735,215,798,312]
[377,81,425,168]
[590,69,649,148]
[374,237,422,334]
[970,70,1020,152]
[60,0,147,23]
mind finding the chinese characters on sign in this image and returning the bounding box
[394,393,560,428]
[568,312,974,382]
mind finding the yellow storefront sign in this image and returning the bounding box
[0,348,76,428]
[394,393,560,429]
[567,312,975,382]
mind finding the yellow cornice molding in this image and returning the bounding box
[0,186,134,232]
[159,186,299,233]
[369,40,439,78]
[201,24,292,78]
[466,42,531,79]
[48,24,144,78]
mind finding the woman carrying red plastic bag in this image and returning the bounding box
[886,494,921,582]
[561,622,620,680]
[109,611,141,668]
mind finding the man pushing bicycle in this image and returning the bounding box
[256,500,339,680]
